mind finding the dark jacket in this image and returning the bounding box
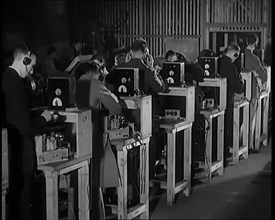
[2,67,48,172]
[218,55,244,108]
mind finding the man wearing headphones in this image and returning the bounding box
[218,42,245,167]
[76,55,121,219]
[244,33,267,149]
[2,45,52,220]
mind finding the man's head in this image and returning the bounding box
[87,54,107,78]
[246,33,259,49]
[114,52,126,66]
[47,46,57,59]
[165,50,178,62]
[131,38,149,60]
[12,46,37,78]
[224,42,241,62]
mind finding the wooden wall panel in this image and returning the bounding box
[93,0,270,58]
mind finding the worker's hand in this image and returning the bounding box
[145,54,154,69]
[41,110,52,122]
[125,50,132,63]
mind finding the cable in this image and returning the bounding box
[203,116,211,180]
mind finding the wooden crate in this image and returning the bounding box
[158,85,195,123]
[119,95,152,139]
[2,129,8,184]
[198,77,227,111]
[35,109,92,164]
[230,100,249,164]
[150,119,192,206]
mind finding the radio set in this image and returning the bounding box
[160,62,185,86]
[35,109,92,165]
[35,132,71,165]
[47,76,76,110]
[198,57,219,78]
[106,115,135,140]
[112,68,145,97]
[164,109,182,120]
[201,98,215,109]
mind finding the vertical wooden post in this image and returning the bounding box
[167,129,176,206]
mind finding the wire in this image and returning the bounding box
[203,116,211,180]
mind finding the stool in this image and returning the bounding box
[38,154,91,220]
[150,119,192,206]
[200,108,225,181]
[106,137,150,219]
[230,99,249,164]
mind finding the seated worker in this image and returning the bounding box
[106,52,127,91]
[76,55,121,219]
[40,46,58,77]
[218,42,245,167]
[101,26,125,70]
[106,37,166,104]
[67,39,84,66]
[244,33,267,149]
[105,37,167,183]
[165,50,178,62]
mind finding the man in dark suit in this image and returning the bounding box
[2,45,52,220]
[218,42,245,167]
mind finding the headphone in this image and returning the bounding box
[21,42,32,66]
[91,59,104,74]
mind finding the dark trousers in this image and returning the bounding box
[224,104,233,164]
[7,133,37,220]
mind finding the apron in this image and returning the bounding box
[92,110,119,188]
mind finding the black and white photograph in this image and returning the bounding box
[1,1,272,219]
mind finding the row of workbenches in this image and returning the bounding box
[2,67,271,220]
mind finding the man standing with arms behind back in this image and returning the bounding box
[244,33,268,150]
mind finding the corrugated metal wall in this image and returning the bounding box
[91,0,270,57]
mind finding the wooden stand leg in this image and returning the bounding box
[45,171,59,220]
[217,114,224,175]
[139,141,149,219]
[117,149,128,219]
[262,95,269,146]
[243,104,249,159]
[255,98,261,151]
[167,131,176,206]
[2,190,7,220]
[183,126,191,196]
[233,107,240,164]
[78,160,89,220]
[249,103,254,150]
